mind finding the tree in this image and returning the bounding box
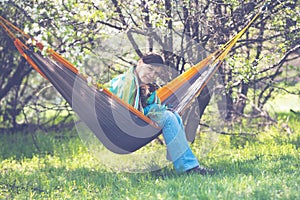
[0,7,35,129]
[0,0,299,131]
[83,0,300,126]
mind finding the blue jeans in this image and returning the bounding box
[145,106,199,172]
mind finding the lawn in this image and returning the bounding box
[0,112,299,199]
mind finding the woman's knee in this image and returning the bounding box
[162,110,182,125]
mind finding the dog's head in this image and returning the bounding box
[140,84,151,98]
[139,83,159,107]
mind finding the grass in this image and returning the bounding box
[0,112,299,199]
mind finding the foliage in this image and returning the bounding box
[0,112,299,199]
[0,0,299,130]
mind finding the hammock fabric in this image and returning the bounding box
[0,10,262,154]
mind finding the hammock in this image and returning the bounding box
[0,9,262,154]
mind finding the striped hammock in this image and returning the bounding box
[0,9,262,154]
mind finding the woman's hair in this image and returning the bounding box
[141,52,164,66]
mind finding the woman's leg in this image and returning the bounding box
[160,110,199,172]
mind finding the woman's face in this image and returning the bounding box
[135,61,162,84]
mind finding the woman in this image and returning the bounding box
[106,52,213,174]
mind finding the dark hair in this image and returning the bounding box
[141,52,164,66]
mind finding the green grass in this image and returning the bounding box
[0,113,299,199]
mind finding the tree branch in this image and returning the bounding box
[199,122,258,137]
